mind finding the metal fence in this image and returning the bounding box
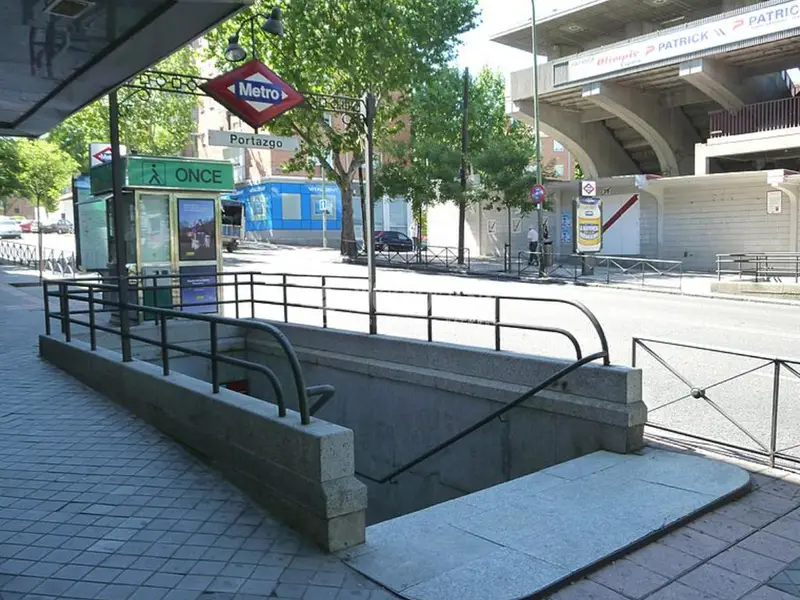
[516,252,683,289]
[709,95,800,138]
[634,337,800,469]
[717,253,800,283]
[0,240,76,276]
[71,270,611,365]
[356,245,469,271]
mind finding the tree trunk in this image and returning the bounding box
[339,174,358,259]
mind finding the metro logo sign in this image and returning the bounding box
[200,60,304,130]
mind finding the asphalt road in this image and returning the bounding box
[223,247,800,460]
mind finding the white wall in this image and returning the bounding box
[660,181,793,270]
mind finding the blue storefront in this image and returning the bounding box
[230,177,411,245]
[230,179,342,243]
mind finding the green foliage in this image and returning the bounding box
[204,0,479,255]
[16,140,78,212]
[0,139,21,213]
[574,161,584,180]
[376,67,506,211]
[49,47,200,173]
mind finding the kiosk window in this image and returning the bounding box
[139,194,171,263]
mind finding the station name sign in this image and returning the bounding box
[566,0,800,82]
[207,130,300,152]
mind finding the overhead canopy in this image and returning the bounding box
[1,0,252,137]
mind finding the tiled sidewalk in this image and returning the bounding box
[0,271,395,600]
[549,455,800,600]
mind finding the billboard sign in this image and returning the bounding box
[567,0,800,82]
[201,60,305,130]
[576,196,602,253]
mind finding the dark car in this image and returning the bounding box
[375,230,414,252]
[55,219,73,234]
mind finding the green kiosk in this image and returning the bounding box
[79,155,236,317]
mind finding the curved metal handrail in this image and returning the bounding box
[49,280,325,425]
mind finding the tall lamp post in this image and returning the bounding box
[531,0,545,277]
[222,8,378,334]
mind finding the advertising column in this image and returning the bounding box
[177,198,219,314]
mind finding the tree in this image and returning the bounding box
[204,0,479,256]
[49,47,200,173]
[0,139,21,215]
[376,67,507,226]
[16,139,78,280]
[17,139,78,214]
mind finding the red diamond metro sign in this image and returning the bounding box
[200,60,305,130]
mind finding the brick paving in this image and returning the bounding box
[0,271,395,600]
[548,459,800,600]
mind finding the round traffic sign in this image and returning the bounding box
[531,183,546,204]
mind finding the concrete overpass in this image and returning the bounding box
[498,0,800,178]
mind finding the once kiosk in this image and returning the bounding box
[78,155,236,317]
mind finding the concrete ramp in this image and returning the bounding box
[340,448,750,600]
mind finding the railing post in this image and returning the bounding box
[250,273,256,319]
[321,276,328,328]
[282,274,289,323]
[88,287,96,351]
[770,360,781,468]
[494,296,501,352]
[642,260,645,285]
[426,293,433,342]
[160,315,170,376]
[62,283,71,343]
[43,280,51,336]
[631,339,637,367]
[210,321,219,394]
[234,273,240,319]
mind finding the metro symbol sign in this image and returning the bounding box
[200,60,305,130]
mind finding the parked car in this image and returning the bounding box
[55,219,73,234]
[0,217,22,239]
[374,230,414,252]
[18,219,34,233]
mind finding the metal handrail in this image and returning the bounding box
[255,277,606,363]
[43,279,328,425]
[354,351,607,484]
[709,95,800,138]
[357,244,470,271]
[97,271,610,364]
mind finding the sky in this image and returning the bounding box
[456,0,589,77]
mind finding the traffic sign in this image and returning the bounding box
[200,60,305,130]
[208,130,300,152]
[530,183,546,204]
[580,180,597,197]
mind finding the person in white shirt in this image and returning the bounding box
[527,226,539,265]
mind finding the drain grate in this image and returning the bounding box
[768,559,800,597]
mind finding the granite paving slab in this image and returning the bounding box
[341,449,750,600]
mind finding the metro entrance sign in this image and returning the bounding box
[200,59,305,129]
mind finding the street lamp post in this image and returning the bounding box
[222,8,379,333]
[531,0,545,277]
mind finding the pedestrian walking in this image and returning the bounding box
[527,226,539,265]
